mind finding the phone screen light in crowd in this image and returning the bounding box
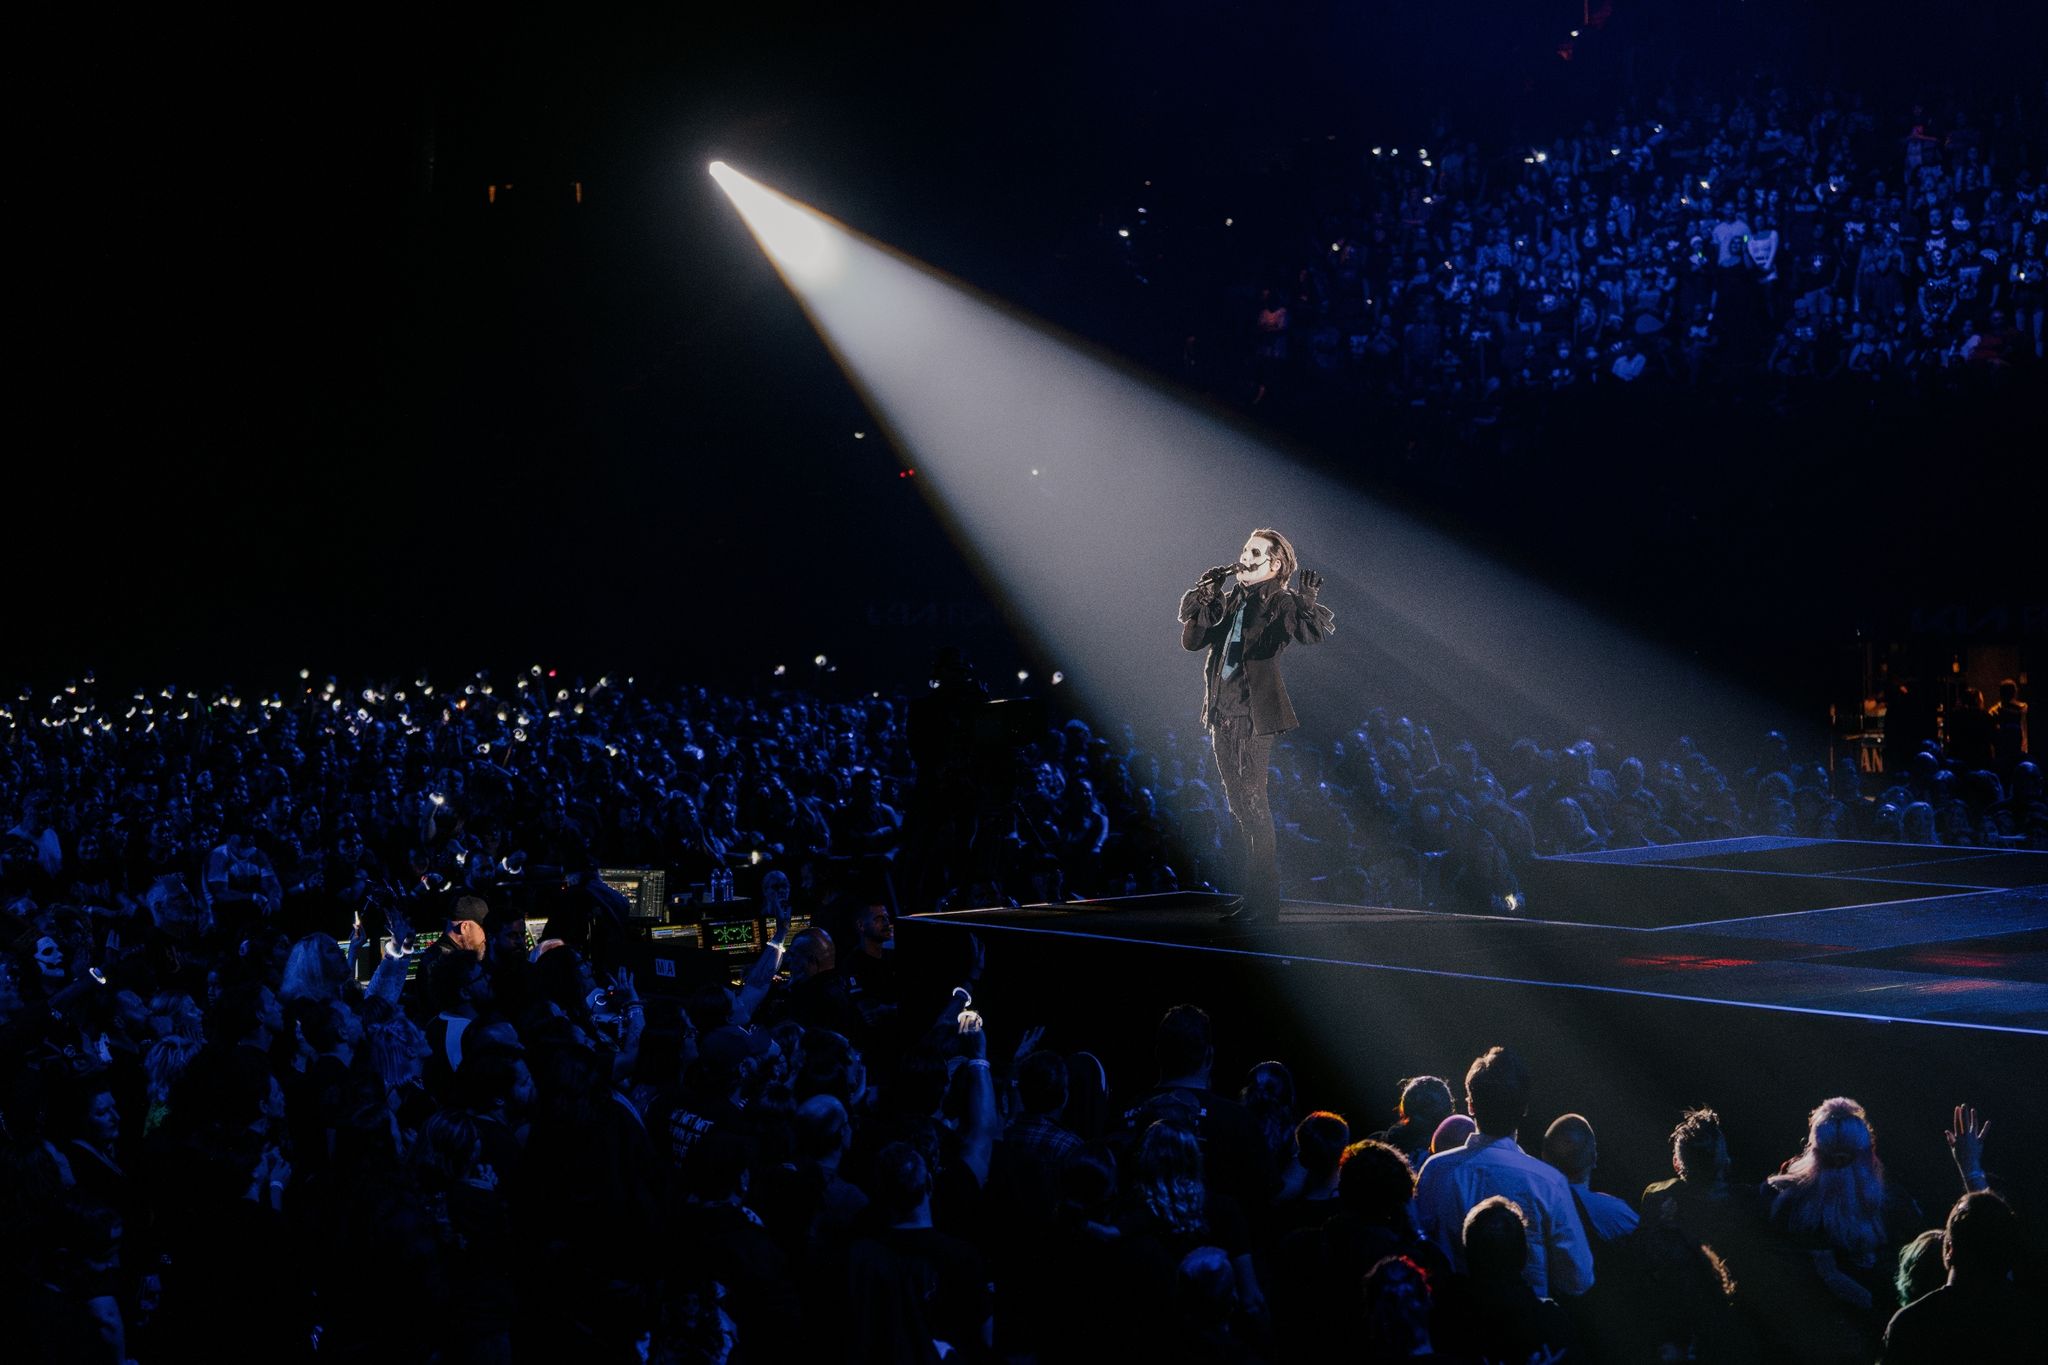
[477,743,490,755]
[1424,197,1434,204]
[773,664,787,676]
[814,654,828,667]
[1051,671,1065,685]
[750,850,763,865]
[606,744,619,757]
[1569,28,1579,36]
[1017,670,1030,683]
[853,430,866,439]
[1224,217,1232,226]
[1699,179,1710,190]
[1371,147,1382,156]
[1610,147,1621,157]
[1116,228,1129,238]
[430,793,446,806]
[928,679,941,689]
[1504,893,1521,913]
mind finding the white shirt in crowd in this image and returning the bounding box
[1414,1131,1596,1299]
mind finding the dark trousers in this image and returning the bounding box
[1210,714,1278,915]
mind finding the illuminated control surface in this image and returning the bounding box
[598,867,669,920]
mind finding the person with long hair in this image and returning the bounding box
[1178,528,1334,925]
[1756,1096,1921,1362]
[278,931,351,1005]
[1113,1120,1268,1336]
[1765,1097,1903,1272]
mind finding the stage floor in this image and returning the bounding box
[919,838,2048,1035]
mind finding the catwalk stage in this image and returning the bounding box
[899,837,2048,1211]
[917,837,2048,1034]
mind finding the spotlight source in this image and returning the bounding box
[708,162,842,283]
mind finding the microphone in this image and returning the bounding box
[1200,562,1242,585]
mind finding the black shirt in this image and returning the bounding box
[1882,1281,2035,1364]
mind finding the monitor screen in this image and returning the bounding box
[703,917,761,953]
[598,866,668,921]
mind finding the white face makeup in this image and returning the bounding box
[1235,535,1283,587]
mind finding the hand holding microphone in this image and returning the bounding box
[1200,562,1240,586]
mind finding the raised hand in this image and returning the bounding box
[1298,568,1324,597]
[387,906,414,952]
[1010,1024,1047,1069]
[1947,1103,1990,1188]
[609,967,640,1004]
[957,1008,988,1060]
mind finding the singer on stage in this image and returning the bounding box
[1178,529,1334,925]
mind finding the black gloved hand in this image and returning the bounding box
[1298,568,1324,600]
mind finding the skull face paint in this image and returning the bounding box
[34,935,66,980]
[1235,534,1284,587]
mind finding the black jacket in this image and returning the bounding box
[1179,578,1334,735]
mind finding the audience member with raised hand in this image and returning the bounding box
[1,659,2036,1361]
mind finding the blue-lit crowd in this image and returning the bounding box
[2,665,2039,1360]
[1118,85,2045,408]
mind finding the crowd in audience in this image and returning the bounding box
[2,665,2039,1359]
[1114,83,2046,411]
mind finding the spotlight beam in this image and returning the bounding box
[707,163,1787,757]
[708,162,842,285]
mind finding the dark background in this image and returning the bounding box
[14,2,2045,730]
